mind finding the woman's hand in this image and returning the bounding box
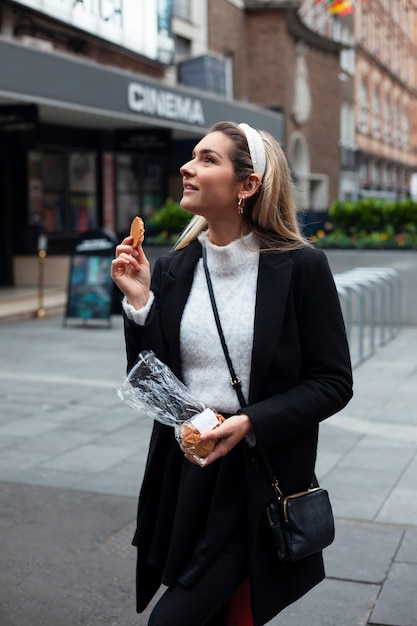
[111,236,151,309]
[184,413,253,467]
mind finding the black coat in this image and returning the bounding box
[124,240,353,626]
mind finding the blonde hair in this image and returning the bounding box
[174,121,310,251]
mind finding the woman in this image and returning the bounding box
[111,121,353,626]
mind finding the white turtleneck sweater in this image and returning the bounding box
[123,231,260,414]
[181,231,259,413]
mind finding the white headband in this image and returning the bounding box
[238,123,266,179]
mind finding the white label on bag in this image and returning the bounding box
[190,408,219,434]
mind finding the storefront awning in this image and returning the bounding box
[0,38,284,142]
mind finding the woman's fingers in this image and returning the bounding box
[111,255,139,280]
[184,414,254,467]
[185,438,233,467]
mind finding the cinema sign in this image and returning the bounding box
[127,82,206,126]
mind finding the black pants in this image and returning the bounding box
[148,550,247,626]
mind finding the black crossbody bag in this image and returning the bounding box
[202,246,335,561]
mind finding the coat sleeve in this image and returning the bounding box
[244,247,353,448]
[123,257,169,373]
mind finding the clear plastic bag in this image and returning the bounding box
[116,350,224,465]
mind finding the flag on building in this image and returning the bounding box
[315,0,355,16]
[329,1,354,15]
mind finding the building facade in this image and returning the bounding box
[299,0,417,201]
[2,0,416,289]
[206,0,345,227]
[0,0,284,287]
[354,0,417,199]
[245,3,343,214]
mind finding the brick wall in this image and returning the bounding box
[207,0,248,101]
[245,8,341,204]
[245,10,294,108]
[297,47,341,202]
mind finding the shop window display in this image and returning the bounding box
[28,151,65,233]
[69,152,97,232]
[27,150,98,235]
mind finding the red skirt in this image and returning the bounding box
[227,578,253,626]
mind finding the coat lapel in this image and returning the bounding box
[249,251,293,403]
[159,240,202,378]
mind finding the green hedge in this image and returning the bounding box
[147,198,191,230]
[145,198,192,245]
[329,198,417,234]
[313,198,417,250]
[145,197,417,249]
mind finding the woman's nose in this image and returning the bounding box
[180,159,194,176]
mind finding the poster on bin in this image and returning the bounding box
[65,255,114,323]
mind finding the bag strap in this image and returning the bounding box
[202,246,246,407]
[202,245,282,496]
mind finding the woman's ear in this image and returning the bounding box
[240,174,262,199]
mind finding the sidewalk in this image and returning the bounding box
[0,286,67,321]
[0,310,416,626]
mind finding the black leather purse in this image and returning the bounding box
[265,480,334,561]
[202,246,335,562]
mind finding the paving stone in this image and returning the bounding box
[268,578,379,626]
[377,486,417,526]
[369,562,417,626]
[337,436,415,473]
[323,466,398,521]
[77,462,145,498]
[396,530,417,565]
[324,521,404,583]
[40,443,136,473]
[10,467,89,490]
[0,447,54,477]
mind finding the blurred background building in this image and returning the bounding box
[0,0,416,290]
[299,0,417,203]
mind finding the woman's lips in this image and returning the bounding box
[183,185,198,194]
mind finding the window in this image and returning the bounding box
[69,153,97,233]
[224,52,234,100]
[359,161,368,183]
[115,154,140,234]
[401,109,409,150]
[392,0,399,21]
[174,34,191,60]
[372,88,380,138]
[340,102,355,147]
[359,78,368,133]
[115,153,165,233]
[382,163,388,187]
[173,0,191,20]
[28,151,65,233]
[392,102,400,147]
[341,47,355,76]
[28,150,97,234]
[360,5,369,44]
[381,23,389,66]
[372,161,381,185]
[383,96,390,142]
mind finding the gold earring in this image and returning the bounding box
[237,197,245,214]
